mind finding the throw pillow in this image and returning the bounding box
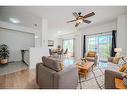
[125,57,127,61]
[42,56,63,72]
[119,64,127,72]
[124,69,127,73]
[112,57,121,64]
[122,56,127,62]
[118,58,126,67]
[49,57,64,70]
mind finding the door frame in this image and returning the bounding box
[86,32,112,60]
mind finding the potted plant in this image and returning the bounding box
[0,44,9,64]
[81,58,87,64]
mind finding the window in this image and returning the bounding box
[62,39,74,57]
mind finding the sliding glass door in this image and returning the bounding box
[62,39,74,57]
[86,33,112,60]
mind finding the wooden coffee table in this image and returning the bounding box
[76,61,94,79]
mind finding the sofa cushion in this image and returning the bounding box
[118,58,127,67]
[123,69,127,73]
[106,62,119,71]
[86,57,95,61]
[42,56,63,72]
[112,57,121,64]
[48,56,64,70]
[119,64,127,72]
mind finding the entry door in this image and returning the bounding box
[62,39,74,57]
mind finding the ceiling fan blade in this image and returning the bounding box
[83,20,91,24]
[83,12,95,18]
[67,20,76,23]
[75,23,80,27]
[72,12,79,18]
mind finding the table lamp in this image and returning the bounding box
[114,48,122,57]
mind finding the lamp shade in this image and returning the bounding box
[114,48,122,53]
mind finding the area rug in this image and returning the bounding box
[77,65,105,89]
[0,61,28,75]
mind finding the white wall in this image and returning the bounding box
[0,19,49,68]
[29,47,49,69]
[74,30,82,59]
[0,20,41,47]
[41,19,48,48]
[46,31,59,49]
[81,21,117,35]
[47,30,59,49]
[0,28,34,62]
[117,14,127,55]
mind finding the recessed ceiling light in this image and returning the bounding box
[57,31,62,34]
[9,18,20,24]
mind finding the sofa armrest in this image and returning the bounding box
[53,65,78,89]
[36,63,56,89]
[105,70,123,89]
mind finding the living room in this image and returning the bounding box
[0,6,127,89]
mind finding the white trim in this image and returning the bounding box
[0,20,41,47]
[0,20,39,33]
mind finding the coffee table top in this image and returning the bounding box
[76,61,94,70]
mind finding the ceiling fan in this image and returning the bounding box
[67,12,95,27]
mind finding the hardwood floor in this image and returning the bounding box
[0,57,76,89]
[0,69,39,89]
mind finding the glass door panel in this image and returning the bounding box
[98,35,112,60]
[87,36,98,52]
[62,39,74,57]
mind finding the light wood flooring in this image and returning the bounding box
[0,69,39,89]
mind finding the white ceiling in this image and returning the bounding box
[0,6,127,35]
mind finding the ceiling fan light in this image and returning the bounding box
[76,19,83,23]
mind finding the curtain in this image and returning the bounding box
[83,35,86,57]
[111,30,117,57]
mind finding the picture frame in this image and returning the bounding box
[48,40,54,46]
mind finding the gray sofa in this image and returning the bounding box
[104,57,126,89]
[108,57,121,64]
[105,70,124,89]
[36,56,78,89]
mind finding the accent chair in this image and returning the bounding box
[84,51,98,65]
